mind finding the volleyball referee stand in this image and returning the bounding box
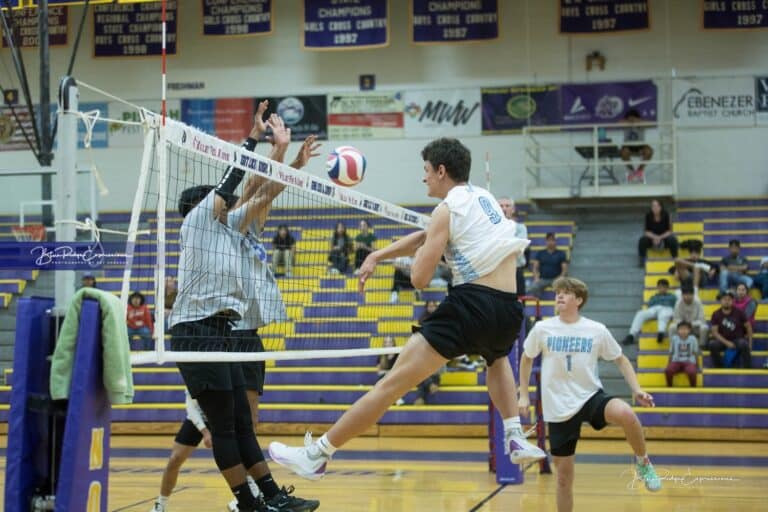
[489,295,551,484]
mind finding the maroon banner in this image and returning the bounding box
[1,6,68,48]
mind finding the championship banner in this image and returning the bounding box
[0,106,33,152]
[1,6,68,48]
[303,0,388,50]
[327,92,404,139]
[263,95,328,141]
[560,80,657,124]
[756,76,768,126]
[559,0,649,34]
[481,85,561,134]
[93,1,177,57]
[180,98,255,143]
[108,100,180,147]
[203,0,272,37]
[703,1,768,29]
[411,0,498,44]
[0,0,21,8]
[672,77,756,127]
[404,88,482,138]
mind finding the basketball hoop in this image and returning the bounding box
[11,224,46,242]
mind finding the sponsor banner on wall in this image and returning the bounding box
[1,6,68,48]
[303,0,388,50]
[481,85,561,134]
[404,88,481,138]
[108,100,180,147]
[180,98,255,143]
[672,77,755,127]
[203,0,272,36]
[93,1,177,57]
[560,80,657,125]
[411,0,498,44]
[756,76,768,126]
[703,1,768,29]
[327,92,404,139]
[262,95,328,141]
[559,0,649,34]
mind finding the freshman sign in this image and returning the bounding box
[93,1,177,57]
[303,0,388,49]
[202,0,272,36]
[411,0,498,43]
[559,0,649,34]
[703,0,768,29]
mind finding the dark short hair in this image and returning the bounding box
[681,284,695,295]
[178,185,214,218]
[129,291,146,305]
[657,278,669,287]
[718,290,735,300]
[728,239,741,247]
[421,138,471,182]
[545,232,556,240]
[676,320,692,330]
[625,108,641,119]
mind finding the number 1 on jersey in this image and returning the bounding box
[566,354,572,372]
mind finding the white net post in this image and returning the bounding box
[154,119,168,362]
[54,76,79,314]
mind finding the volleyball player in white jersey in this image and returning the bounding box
[519,277,661,512]
[269,137,546,479]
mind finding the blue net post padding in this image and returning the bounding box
[4,298,110,512]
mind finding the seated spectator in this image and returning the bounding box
[377,336,405,406]
[710,290,752,368]
[81,272,97,289]
[673,245,717,290]
[754,256,768,300]
[733,282,757,329]
[163,275,177,330]
[620,109,653,183]
[623,278,676,345]
[353,219,376,273]
[669,283,709,348]
[127,291,154,351]
[413,301,444,405]
[498,196,528,295]
[665,321,699,387]
[638,199,678,267]
[389,257,450,303]
[528,232,568,298]
[719,239,753,293]
[271,224,296,277]
[328,221,351,274]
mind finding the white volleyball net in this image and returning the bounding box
[125,113,433,365]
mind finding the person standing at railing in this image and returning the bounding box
[620,109,653,183]
[498,196,528,296]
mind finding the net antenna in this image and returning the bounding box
[126,109,431,366]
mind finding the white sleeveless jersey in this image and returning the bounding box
[440,184,529,286]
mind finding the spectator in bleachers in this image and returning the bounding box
[353,219,376,274]
[623,278,676,346]
[328,221,351,274]
[164,276,177,330]
[664,321,699,387]
[80,272,97,289]
[638,199,678,267]
[127,291,154,351]
[733,283,757,329]
[389,256,451,303]
[669,283,709,348]
[271,224,296,277]
[719,239,753,293]
[673,244,717,290]
[620,109,653,183]
[528,232,568,298]
[498,196,528,295]
[710,290,753,368]
[412,301,444,405]
[754,256,768,300]
[377,336,405,406]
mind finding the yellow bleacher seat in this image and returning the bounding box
[644,275,679,287]
[279,291,313,304]
[377,320,417,333]
[359,305,413,318]
[638,372,703,387]
[345,277,390,291]
[260,322,295,336]
[672,222,704,234]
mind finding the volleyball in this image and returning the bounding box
[326,146,366,187]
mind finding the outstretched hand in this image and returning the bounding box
[266,113,291,150]
[357,252,379,293]
[292,135,321,169]
[634,389,655,408]
[249,100,269,139]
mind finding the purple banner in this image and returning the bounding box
[94,1,177,57]
[203,0,271,36]
[560,0,649,33]
[703,1,768,29]
[412,0,498,43]
[1,6,67,47]
[560,80,657,125]
[303,0,388,49]
[481,85,561,133]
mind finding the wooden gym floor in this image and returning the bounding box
[1,436,767,511]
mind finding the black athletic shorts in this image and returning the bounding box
[232,329,266,395]
[174,418,204,447]
[413,283,523,365]
[548,389,614,457]
[171,315,245,398]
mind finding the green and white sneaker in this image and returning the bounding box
[635,460,662,492]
